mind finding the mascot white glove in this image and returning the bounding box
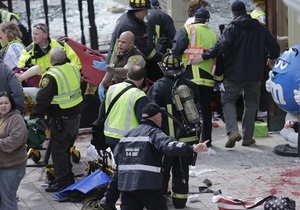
[293,89,300,105]
[265,71,272,93]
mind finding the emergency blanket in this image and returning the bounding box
[53,170,110,200]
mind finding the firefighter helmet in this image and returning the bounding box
[129,0,151,10]
[158,51,186,77]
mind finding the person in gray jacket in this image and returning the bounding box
[0,60,25,113]
[0,91,28,210]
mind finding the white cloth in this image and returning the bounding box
[184,17,195,25]
[2,42,24,69]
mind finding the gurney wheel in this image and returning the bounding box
[46,167,55,182]
[70,146,81,163]
[71,150,81,163]
[31,150,41,163]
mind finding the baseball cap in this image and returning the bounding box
[142,103,166,118]
[151,0,160,8]
[194,8,211,22]
[231,1,246,12]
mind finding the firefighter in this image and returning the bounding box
[147,52,201,208]
[145,0,176,81]
[172,8,223,148]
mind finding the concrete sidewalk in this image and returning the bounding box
[18,120,300,210]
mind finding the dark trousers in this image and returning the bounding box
[120,189,167,210]
[162,155,190,208]
[50,115,80,187]
[198,85,213,144]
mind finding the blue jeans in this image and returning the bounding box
[0,165,26,210]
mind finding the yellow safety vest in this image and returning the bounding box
[250,8,266,20]
[17,39,82,73]
[0,10,19,22]
[104,82,146,139]
[44,63,83,109]
[182,24,217,87]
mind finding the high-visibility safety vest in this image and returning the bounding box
[0,10,19,22]
[250,8,266,20]
[104,82,146,139]
[182,23,217,87]
[17,39,82,73]
[44,63,83,109]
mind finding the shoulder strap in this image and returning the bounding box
[235,196,276,209]
[105,85,134,117]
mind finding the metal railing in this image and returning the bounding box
[2,0,99,50]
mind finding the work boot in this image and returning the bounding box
[242,139,256,146]
[225,131,242,148]
[100,197,117,210]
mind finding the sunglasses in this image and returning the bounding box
[33,24,47,34]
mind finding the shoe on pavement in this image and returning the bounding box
[100,197,117,210]
[45,184,66,193]
[242,139,256,146]
[225,131,242,148]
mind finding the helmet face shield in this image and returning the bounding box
[158,52,186,77]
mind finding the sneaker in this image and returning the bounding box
[100,197,117,210]
[225,131,242,148]
[242,139,256,146]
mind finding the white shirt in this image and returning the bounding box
[2,42,24,69]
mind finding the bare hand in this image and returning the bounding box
[285,120,294,128]
[267,58,276,69]
[193,140,209,153]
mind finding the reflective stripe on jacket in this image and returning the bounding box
[104,82,146,139]
[45,63,82,109]
[182,24,217,86]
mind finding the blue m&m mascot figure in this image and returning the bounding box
[266,45,300,114]
[266,45,300,151]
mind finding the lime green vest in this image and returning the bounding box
[17,39,82,73]
[44,63,82,109]
[104,82,146,139]
[182,24,217,87]
[0,10,19,22]
[251,8,266,20]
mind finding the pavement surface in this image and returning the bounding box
[18,119,300,210]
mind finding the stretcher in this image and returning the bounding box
[59,37,107,87]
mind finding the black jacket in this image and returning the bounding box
[147,76,200,139]
[114,119,194,192]
[203,14,280,82]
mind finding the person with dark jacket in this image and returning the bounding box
[113,102,208,210]
[105,0,162,68]
[30,47,83,192]
[147,52,200,208]
[0,59,25,113]
[145,0,176,81]
[197,1,280,148]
